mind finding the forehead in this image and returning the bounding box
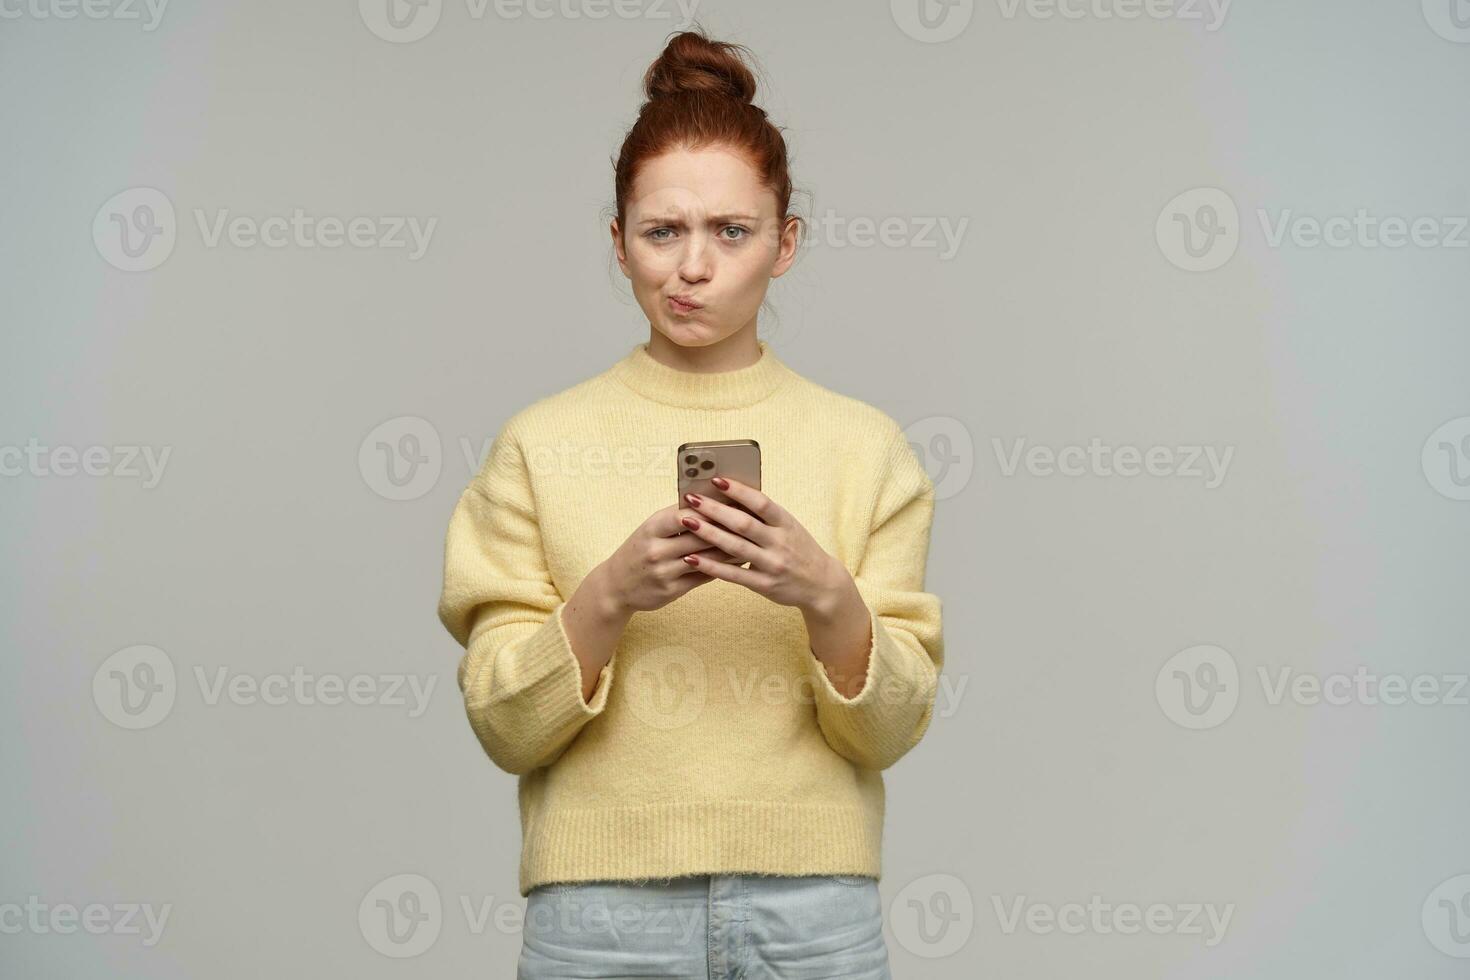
[628,145,776,217]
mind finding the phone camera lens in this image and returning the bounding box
[699,460,714,471]
[683,454,698,465]
[685,467,699,478]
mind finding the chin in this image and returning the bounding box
[655,322,723,348]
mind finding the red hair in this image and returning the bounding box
[612,28,800,241]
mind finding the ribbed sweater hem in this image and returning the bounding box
[518,799,883,897]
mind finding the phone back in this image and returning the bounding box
[677,440,761,516]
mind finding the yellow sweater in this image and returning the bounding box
[436,339,944,898]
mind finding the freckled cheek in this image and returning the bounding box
[627,247,681,283]
[725,259,774,301]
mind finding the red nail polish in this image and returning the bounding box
[682,517,699,530]
[687,493,702,507]
[711,477,729,490]
[684,555,699,565]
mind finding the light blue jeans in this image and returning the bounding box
[518,873,892,979]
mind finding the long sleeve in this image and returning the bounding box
[436,422,612,776]
[804,423,944,771]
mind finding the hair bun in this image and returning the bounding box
[642,29,759,105]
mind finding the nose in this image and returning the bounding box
[676,231,712,284]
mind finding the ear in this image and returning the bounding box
[610,219,629,277]
[770,215,802,279]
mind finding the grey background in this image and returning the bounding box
[3,0,1469,976]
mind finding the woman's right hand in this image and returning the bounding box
[597,503,742,615]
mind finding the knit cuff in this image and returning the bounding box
[462,602,612,773]
[805,602,937,771]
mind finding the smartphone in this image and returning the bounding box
[677,440,761,519]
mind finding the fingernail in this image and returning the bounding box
[711,477,729,490]
[686,493,702,507]
[681,516,700,530]
[684,555,699,566]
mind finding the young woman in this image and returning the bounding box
[437,28,944,978]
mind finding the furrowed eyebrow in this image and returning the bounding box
[637,212,760,227]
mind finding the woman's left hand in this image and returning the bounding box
[678,476,847,617]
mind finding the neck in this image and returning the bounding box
[644,326,762,374]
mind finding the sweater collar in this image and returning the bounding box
[610,338,793,409]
